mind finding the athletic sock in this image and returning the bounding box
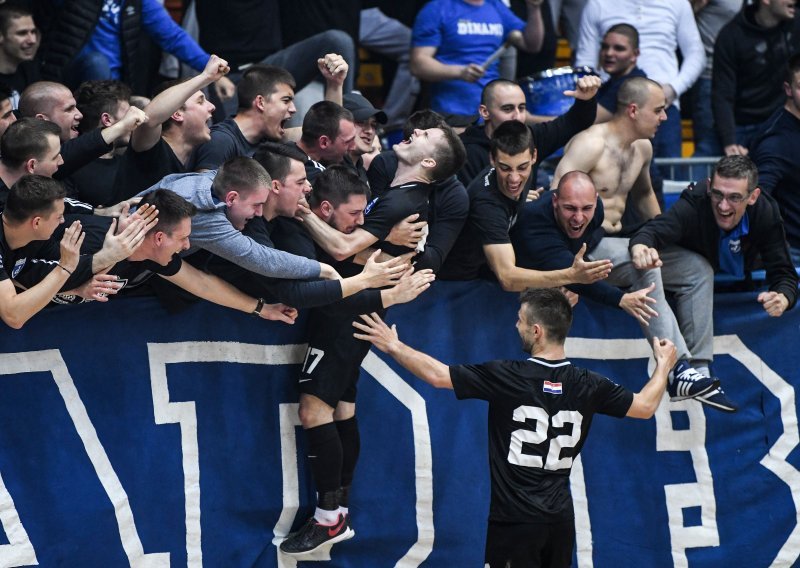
[305,422,342,519]
[314,505,340,525]
[336,417,360,488]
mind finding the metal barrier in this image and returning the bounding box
[654,156,722,183]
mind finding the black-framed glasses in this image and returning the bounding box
[708,188,749,204]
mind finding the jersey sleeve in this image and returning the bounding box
[450,362,502,401]
[588,372,633,418]
[360,195,401,241]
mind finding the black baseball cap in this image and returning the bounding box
[343,93,388,125]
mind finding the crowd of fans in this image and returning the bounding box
[0,0,798,560]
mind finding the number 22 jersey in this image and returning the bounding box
[450,357,634,523]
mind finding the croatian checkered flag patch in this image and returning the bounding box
[543,381,562,394]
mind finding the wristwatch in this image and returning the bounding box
[252,297,265,317]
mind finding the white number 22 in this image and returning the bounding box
[507,405,583,471]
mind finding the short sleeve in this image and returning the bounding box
[589,372,633,418]
[496,0,525,35]
[451,362,501,401]
[411,2,444,48]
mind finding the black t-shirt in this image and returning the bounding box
[191,117,261,172]
[0,214,93,291]
[112,253,183,293]
[114,139,185,200]
[66,155,121,207]
[362,181,433,258]
[367,151,468,273]
[450,357,633,523]
[440,167,528,280]
[0,61,40,108]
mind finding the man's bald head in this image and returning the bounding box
[18,81,83,141]
[616,76,662,112]
[553,171,599,239]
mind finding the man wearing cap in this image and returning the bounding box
[291,100,356,184]
[342,92,387,184]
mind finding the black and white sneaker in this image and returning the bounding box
[668,361,720,401]
[696,386,739,413]
[279,513,354,555]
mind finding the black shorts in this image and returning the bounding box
[297,307,384,408]
[484,519,575,568]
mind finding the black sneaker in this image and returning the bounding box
[279,513,354,555]
[696,386,739,413]
[668,361,720,401]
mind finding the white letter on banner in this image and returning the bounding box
[0,470,37,567]
[0,350,168,568]
[147,342,306,568]
[656,393,719,567]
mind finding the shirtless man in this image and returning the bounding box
[547,77,725,412]
[553,76,662,235]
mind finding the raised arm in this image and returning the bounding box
[317,53,349,106]
[626,337,677,418]
[0,221,83,329]
[506,0,544,53]
[131,55,230,152]
[353,312,453,389]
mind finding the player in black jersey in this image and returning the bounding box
[354,288,677,567]
[280,152,452,556]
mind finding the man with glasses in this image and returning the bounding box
[630,155,798,410]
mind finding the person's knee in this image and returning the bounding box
[298,395,334,428]
[317,29,356,60]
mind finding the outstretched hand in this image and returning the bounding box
[353,312,400,353]
[619,283,658,325]
[570,243,612,284]
[361,249,409,288]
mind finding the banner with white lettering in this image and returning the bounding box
[0,281,797,567]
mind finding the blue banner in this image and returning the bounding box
[0,281,798,567]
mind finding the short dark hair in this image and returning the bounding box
[712,155,759,193]
[604,23,639,50]
[786,53,800,84]
[75,80,132,134]
[0,117,61,169]
[139,189,197,234]
[237,65,296,110]
[429,123,467,182]
[616,76,662,112]
[481,78,519,107]
[519,288,573,344]
[300,101,354,146]
[402,109,447,140]
[4,174,65,224]
[253,141,307,183]
[0,4,33,36]
[308,164,370,209]
[489,120,534,159]
[211,156,271,200]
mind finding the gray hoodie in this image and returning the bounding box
[139,171,321,280]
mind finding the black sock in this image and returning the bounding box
[336,416,360,491]
[305,422,342,509]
